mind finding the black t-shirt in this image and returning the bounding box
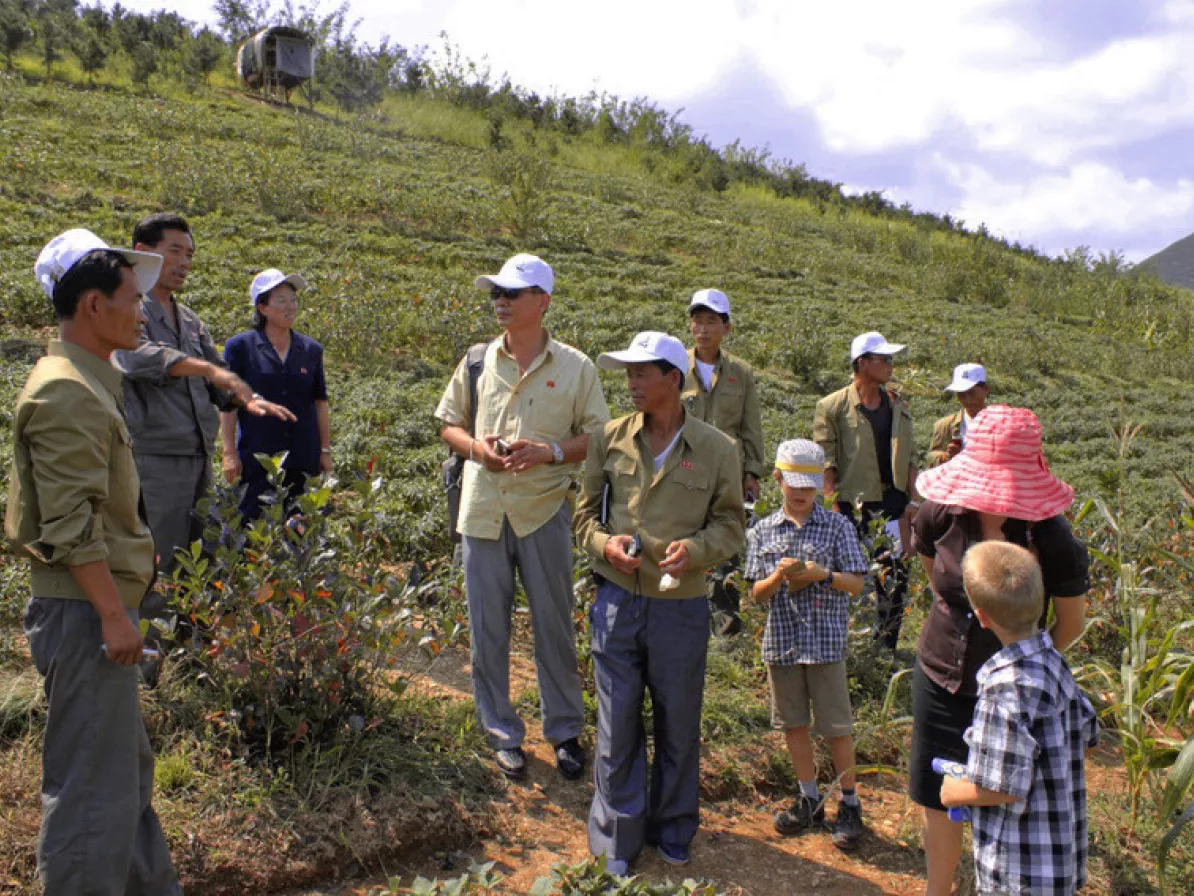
[858,391,894,487]
[912,500,1090,695]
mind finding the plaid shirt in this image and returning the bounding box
[965,631,1099,896]
[744,504,868,664]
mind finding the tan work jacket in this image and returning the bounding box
[575,411,745,599]
[813,383,916,504]
[6,341,155,609]
[682,349,765,481]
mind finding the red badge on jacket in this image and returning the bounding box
[680,459,694,469]
[546,380,556,388]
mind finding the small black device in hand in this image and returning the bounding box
[494,439,512,457]
[626,534,642,558]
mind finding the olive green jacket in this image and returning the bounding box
[575,411,745,599]
[6,341,156,609]
[682,349,765,481]
[927,410,965,467]
[813,383,917,504]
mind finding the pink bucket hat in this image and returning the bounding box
[916,405,1074,521]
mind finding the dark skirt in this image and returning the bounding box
[908,661,977,811]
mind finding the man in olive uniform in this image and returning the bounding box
[10,229,180,893]
[682,288,764,635]
[576,331,745,876]
[926,363,989,467]
[813,331,920,654]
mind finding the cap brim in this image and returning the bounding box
[596,348,666,370]
[688,301,728,316]
[876,342,906,354]
[474,273,535,291]
[780,471,822,489]
[945,379,985,392]
[282,273,308,292]
[116,248,163,297]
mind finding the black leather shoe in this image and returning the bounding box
[494,747,527,780]
[554,738,585,780]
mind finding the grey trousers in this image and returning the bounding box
[24,598,180,895]
[588,581,710,861]
[462,503,585,750]
[136,453,210,627]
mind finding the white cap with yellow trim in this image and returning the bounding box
[775,438,824,489]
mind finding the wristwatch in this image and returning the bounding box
[549,441,564,464]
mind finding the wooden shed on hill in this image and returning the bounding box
[236,27,314,103]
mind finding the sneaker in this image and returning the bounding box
[831,800,864,850]
[656,842,690,866]
[774,794,825,835]
[554,737,586,780]
[494,747,527,780]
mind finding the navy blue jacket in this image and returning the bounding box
[223,330,328,479]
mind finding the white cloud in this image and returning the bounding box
[944,160,1194,241]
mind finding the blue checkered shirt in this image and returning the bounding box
[744,504,868,665]
[965,631,1099,896]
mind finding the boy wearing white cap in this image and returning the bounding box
[683,288,765,636]
[813,331,920,653]
[575,331,744,875]
[744,440,869,849]
[9,230,180,893]
[436,253,609,783]
[927,363,989,467]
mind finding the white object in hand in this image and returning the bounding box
[102,644,160,658]
[659,573,680,591]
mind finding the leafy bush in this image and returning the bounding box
[169,460,453,756]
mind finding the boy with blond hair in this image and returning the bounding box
[940,541,1098,895]
[744,439,869,850]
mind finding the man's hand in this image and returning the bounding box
[744,473,760,503]
[946,439,963,460]
[207,366,254,404]
[243,396,296,422]
[604,535,643,575]
[504,438,553,474]
[659,541,691,576]
[478,436,510,473]
[101,611,143,666]
[222,453,242,484]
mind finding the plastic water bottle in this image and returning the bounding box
[931,758,972,823]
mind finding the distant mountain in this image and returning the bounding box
[1142,231,1194,289]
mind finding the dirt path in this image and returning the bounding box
[296,640,930,895]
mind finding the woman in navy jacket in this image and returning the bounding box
[220,269,331,520]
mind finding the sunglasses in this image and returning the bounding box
[489,286,538,301]
[865,353,894,364]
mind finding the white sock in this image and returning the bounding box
[799,779,819,800]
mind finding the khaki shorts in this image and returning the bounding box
[768,661,853,737]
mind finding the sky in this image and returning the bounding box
[121,0,1194,262]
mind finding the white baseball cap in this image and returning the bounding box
[775,439,825,489]
[474,253,554,294]
[250,269,308,306]
[850,331,907,361]
[35,228,163,301]
[597,331,689,373]
[688,288,731,318]
[945,363,988,392]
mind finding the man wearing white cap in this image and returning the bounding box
[113,214,292,668]
[8,230,180,893]
[927,363,989,467]
[682,287,764,636]
[436,253,609,782]
[575,331,744,874]
[813,331,920,653]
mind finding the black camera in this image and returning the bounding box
[626,534,643,558]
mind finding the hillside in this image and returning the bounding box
[3,62,1194,895]
[1142,231,1194,291]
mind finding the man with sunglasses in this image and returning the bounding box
[436,253,609,782]
[813,331,920,654]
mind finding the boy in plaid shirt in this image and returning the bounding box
[940,541,1099,895]
[744,439,869,850]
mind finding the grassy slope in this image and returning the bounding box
[1,68,1192,530]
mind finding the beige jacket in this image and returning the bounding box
[575,412,745,599]
[813,383,916,504]
[682,349,765,480]
[927,410,965,467]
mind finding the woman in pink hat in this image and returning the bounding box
[908,405,1089,895]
